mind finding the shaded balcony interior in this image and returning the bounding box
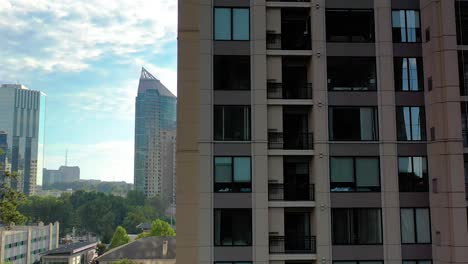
[456,1,468,45]
[270,210,316,254]
[269,157,314,201]
[268,57,312,99]
[267,8,311,50]
[326,9,375,42]
[465,154,468,200]
[327,57,377,91]
[268,106,313,150]
[459,51,468,96]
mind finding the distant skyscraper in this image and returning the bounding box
[0,131,8,183]
[134,68,176,199]
[0,84,46,195]
[43,166,80,189]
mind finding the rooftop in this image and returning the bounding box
[96,237,175,261]
[44,241,97,256]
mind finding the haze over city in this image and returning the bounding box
[0,0,177,183]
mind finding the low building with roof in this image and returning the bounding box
[95,237,175,264]
[0,222,59,264]
[40,241,97,264]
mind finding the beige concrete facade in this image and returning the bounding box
[177,0,468,263]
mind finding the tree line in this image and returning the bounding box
[16,190,171,243]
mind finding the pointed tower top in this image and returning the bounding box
[140,67,158,80]
[137,67,176,98]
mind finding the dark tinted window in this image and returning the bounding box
[398,157,428,192]
[332,208,383,245]
[326,9,375,42]
[458,51,468,96]
[214,56,250,90]
[214,105,251,141]
[330,157,380,192]
[329,107,378,141]
[327,57,377,91]
[214,209,252,246]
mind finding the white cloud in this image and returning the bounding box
[43,140,134,183]
[64,80,137,120]
[0,0,177,78]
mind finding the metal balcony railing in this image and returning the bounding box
[269,236,316,254]
[267,82,313,99]
[268,183,315,201]
[268,132,314,150]
[267,33,282,50]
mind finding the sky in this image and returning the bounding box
[0,0,178,184]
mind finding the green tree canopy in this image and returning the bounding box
[138,219,175,238]
[109,226,130,249]
[0,148,27,227]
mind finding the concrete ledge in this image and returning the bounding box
[401,244,433,260]
[214,247,253,261]
[331,192,382,208]
[332,245,384,260]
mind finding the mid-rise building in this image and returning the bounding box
[134,68,177,199]
[0,84,46,195]
[177,0,468,263]
[42,166,80,188]
[41,241,97,264]
[0,222,59,264]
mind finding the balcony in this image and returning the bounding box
[269,236,316,254]
[267,33,311,50]
[267,82,313,100]
[269,184,314,201]
[268,132,313,150]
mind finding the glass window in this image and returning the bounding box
[214,56,250,90]
[403,261,432,264]
[398,157,428,192]
[326,9,375,43]
[401,208,431,244]
[330,157,380,192]
[327,57,377,91]
[394,57,423,91]
[215,209,252,246]
[392,10,421,43]
[214,157,251,193]
[329,107,378,141]
[456,1,468,45]
[233,9,249,40]
[396,106,426,141]
[214,8,249,41]
[214,8,231,40]
[214,106,251,141]
[332,208,383,245]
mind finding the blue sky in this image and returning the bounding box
[0,0,177,184]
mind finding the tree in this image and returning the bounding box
[111,259,135,264]
[138,219,175,238]
[0,148,27,227]
[109,226,130,249]
[96,243,107,256]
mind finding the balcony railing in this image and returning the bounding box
[269,236,316,254]
[266,33,311,50]
[267,33,282,50]
[268,132,314,150]
[268,183,315,201]
[267,82,313,99]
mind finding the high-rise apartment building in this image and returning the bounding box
[134,68,177,199]
[42,166,80,189]
[177,0,468,263]
[0,84,46,195]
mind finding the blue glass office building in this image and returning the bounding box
[134,68,176,197]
